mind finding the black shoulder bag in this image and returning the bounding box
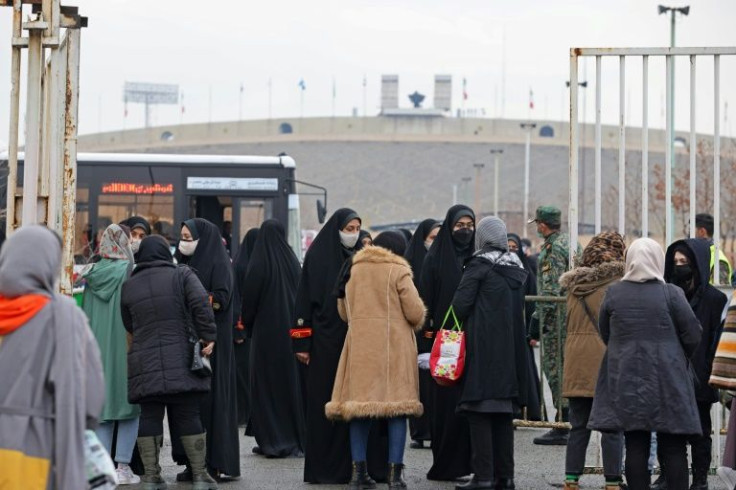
[176,266,212,377]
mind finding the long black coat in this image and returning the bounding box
[664,238,728,403]
[452,256,529,407]
[588,281,703,435]
[121,261,217,403]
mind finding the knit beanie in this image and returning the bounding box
[474,216,508,252]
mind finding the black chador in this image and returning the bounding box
[418,205,474,481]
[404,218,440,445]
[232,228,259,428]
[241,220,305,457]
[174,218,240,478]
[292,208,388,484]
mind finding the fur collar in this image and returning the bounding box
[559,261,625,290]
[353,245,412,269]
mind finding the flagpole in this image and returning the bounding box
[332,77,336,118]
[268,78,273,120]
[362,75,367,117]
[462,77,466,117]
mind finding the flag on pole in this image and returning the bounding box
[363,75,367,88]
[240,83,244,94]
[332,78,336,99]
[124,101,128,118]
[463,78,468,100]
[181,93,185,114]
[529,88,534,110]
[298,79,306,91]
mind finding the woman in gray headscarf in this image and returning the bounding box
[451,216,529,490]
[588,238,702,490]
[0,226,105,490]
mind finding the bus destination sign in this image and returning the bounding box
[187,177,278,191]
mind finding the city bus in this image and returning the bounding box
[0,152,302,262]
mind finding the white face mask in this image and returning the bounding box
[424,240,433,251]
[130,239,141,253]
[178,239,199,256]
[339,231,360,249]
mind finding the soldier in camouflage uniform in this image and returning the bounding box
[529,206,581,446]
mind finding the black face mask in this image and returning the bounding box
[452,228,473,246]
[671,264,694,289]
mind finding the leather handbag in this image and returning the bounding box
[176,267,213,377]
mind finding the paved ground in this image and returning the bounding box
[130,426,729,490]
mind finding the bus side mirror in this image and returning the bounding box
[317,199,327,224]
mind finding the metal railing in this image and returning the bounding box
[568,47,736,285]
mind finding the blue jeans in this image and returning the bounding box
[96,418,140,464]
[350,417,407,464]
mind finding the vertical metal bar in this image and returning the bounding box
[47,36,68,231]
[60,28,81,295]
[642,55,649,238]
[714,55,721,285]
[23,25,45,225]
[689,55,697,239]
[618,56,626,234]
[569,49,579,267]
[493,153,500,216]
[665,55,673,246]
[6,0,23,235]
[595,55,602,234]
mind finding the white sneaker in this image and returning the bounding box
[115,464,141,485]
[717,466,736,490]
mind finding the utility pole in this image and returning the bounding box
[490,149,503,216]
[658,4,689,243]
[473,163,485,216]
[520,122,537,238]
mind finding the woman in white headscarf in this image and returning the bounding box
[588,238,702,490]
[0,226,105,490]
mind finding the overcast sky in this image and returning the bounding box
[1,0,735,141]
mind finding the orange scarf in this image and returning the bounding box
[0,295,50,335]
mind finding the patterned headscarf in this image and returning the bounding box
[98,224,134,263]
[580,231,626,267]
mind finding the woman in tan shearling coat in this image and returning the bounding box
[327,231,426,490]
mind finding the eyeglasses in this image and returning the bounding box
[454,222,475,230]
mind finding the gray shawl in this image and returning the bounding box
[0,226,105,489]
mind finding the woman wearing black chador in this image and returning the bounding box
[292,208,388,484]
[418,205,475,481]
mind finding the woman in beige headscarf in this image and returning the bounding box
[588,238,702,490]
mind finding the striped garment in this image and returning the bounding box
[710,291,736,389]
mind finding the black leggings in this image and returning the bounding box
[465,412,514,481]
[625,431,688,490]
[138,393,204,438]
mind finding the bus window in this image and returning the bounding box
[98,193,176,242]
[238,199,272,242]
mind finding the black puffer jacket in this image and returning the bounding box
[121,260,217,402]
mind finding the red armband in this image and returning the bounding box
[290,328,312,339]
[423,330,436,339]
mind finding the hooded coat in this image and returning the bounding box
[293,208,388,484]
[175,218,240,476]
[664,238,728,403]
[82,224,138,421]
[418,204,474,481]
[588,239,703,435]
[326,246,426,420]
[0,226,105,490]
[241,220,305,457]
[560,261,625,398]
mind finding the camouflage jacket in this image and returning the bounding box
[534,231,581,325]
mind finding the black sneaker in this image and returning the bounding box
[532,428,569,446]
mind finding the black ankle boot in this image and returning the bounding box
[388,463,407,489]
[496,478,515,489]
[455,476,495,490]
[689,467,708,490]
[347,461,376,490]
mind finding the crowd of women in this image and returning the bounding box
[2,203,736,490]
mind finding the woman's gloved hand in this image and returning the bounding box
[417,353,431,370]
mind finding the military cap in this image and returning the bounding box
[528,205,561,226]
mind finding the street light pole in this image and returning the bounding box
[473,163,485,216]
[490,149,504,216]
[520,123,537,238]
[659,4,689,242]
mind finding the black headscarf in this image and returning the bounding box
[119,216,151,236]
[133,235,174,274]
[177,218,233,305]
[295,208,360,326]
[355,230,373,251]
[398,228,413,244]
[404,219,440,287]
[419,205,475,339]
[373,230,408,256]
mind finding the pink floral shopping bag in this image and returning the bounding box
[429,305,466,386]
